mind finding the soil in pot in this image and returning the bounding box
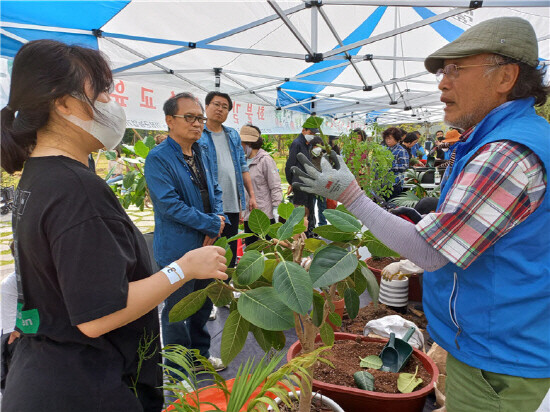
[366,256,401,271]
[278,397,333,412]
[313,337,431,394]
[341,302,428,335]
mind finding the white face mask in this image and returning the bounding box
[61,97,127,150]
[304,133,314,143]
[311,147,322,157]
[244,145,253,158]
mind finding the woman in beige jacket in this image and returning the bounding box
[240,124,283,245]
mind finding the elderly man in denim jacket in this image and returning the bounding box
[199,91,257,268]
[145,92,227,374]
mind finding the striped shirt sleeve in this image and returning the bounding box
[416,141,546,269]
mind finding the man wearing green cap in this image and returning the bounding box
[291,17,549,411]
[285,116,323,235]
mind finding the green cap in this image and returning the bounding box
[424,17,539,74]
[302,116,324,134]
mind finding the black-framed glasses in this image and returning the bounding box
[172,114,207,124]
[210,101,230,111]
[435,63,501,82]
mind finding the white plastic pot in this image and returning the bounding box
[268,390,344,412]
[379,277,409,309]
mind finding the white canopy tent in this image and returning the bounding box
[1,1,549,132]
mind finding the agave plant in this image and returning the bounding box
[169,203,381,412]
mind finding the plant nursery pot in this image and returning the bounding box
[379,277,409,313]
[268,390,344,412]
[287,333,438,412]
[321,292,346,332]
[366,257,423,302]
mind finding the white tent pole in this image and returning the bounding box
[279,90,312,113]
[0,28,28,44]
[196,44,304,59]
[320,0,549,6]
[0,22,90,35]
[323,7,468,58]
[221,72,275,107]
[311,2,319,53]
[102,37,210,92]
[392,8,398,102]
[317,6,371,90]
[112,2,307,73]
[267,0,314,55]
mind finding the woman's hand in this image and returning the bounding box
[177,246,228,281]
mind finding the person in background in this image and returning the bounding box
[285,116,321,237]
[310,136,328,226]
[381,127,409,199]
[0,40,227,411]
[240,124,282,245]
[106,145,124,185]
[199,91,257,268]
[411,130,427,160]
[292,16,549,412]
[145,92,228,374]
[154,133,167,145]
[401,132,422,166]
[328,135,341,155]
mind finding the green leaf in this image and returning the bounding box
[335,204,354,215]
[143,135,156,149]
[122,170,137,189]
[363,231,399,258]
[248,209,271,237]
[328,312,342,327]
[344,288,360,320]
[320,322,335,346]
[291,223,307,235]
[397,366,423,393]
[354,371,375,391]
[359,355,383,369]
[277,207,305,240]
[214,237,228,249]
[311,293,325,327]
[323,209,362,232]
[360,261,380,307]
[261,259,278,282]
[272,261,312,315]
[104,150,117,160]
[134,140,150,158]
[227,232,254,243]
[121,144,135,156]
[236,250,265,285]
[304,238,327,252]
[350,264,368,296]
[135,175,146,193]
[244,239,271,252]
[313,225,357,242]
[267,222,282,239]
[249,325,286,352]
[206,281,233,307]
[278,202,294,220]
[220,310,249,365]
[310,245,359,288]
[237,287,294,331]
[169,289,206,322]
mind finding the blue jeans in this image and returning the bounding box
[316,196,327,226]
[160,276,213,377]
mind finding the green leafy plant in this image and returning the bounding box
[397,366,423,393]
[162,345,328,412]
[169,204,380,412]
[391,169,440,208]
[104,135,156,211]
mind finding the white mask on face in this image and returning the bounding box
[244,145,253,158]
[61,97,127,150]
[311,147,322,157]
[304,133,314,143]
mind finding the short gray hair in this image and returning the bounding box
[163,92,204,116]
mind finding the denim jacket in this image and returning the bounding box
[144,137,225,267]
[199,125,249,211]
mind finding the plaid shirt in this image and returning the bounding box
[388,143,409,185]
[417,140,546,269]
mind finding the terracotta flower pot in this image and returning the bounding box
[287,333,438,412]
[321,292,345,332]
[366,257,423,302]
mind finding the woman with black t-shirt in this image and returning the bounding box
[0,40,228,411]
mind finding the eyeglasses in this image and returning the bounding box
[210,101,230,111]
[435,63,501,82]
[172,114,207,124]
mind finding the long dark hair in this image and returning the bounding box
[1,40,113,174]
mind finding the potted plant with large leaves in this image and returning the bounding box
[169,204,380,412]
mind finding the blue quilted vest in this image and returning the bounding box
[423,98,550,378]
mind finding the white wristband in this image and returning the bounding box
[161,262,185,285]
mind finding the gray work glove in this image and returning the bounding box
[291,152,363,205]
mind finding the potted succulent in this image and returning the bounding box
[169,204,380,412]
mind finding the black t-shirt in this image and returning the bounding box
[3,156,163,411]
